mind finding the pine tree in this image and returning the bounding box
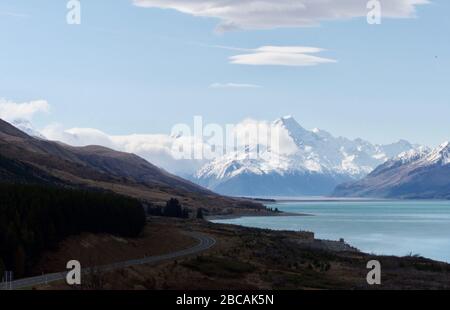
[0,183,146,278]
[196,208,204,220]
[0,258,5,278]
[164,198,183,218]
[13,245,26,278]
[182,208,190,219]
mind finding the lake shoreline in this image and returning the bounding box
[212,200,450,264]
[205,211,312,221]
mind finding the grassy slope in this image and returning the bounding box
[37,218,450,290]
[0,118,264,213]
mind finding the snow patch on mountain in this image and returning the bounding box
[396,146,431,164]
[334,140,450,199]
[422,141,450,166]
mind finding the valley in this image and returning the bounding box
[1,118,450,291]
[29,217,450,290]
[0,118,264,214]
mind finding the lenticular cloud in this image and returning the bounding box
[133,0,428,31]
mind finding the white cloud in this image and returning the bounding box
[0,99,50,122]
[40,117,300,175]
[132,0,428,31]
[41,124,207,176]
[229,46,336,67]
[232,118,298,155]
[0,100,297,175]
[41,124,115,148]
[209,82,262,89]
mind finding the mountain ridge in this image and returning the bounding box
[0,118,263,211]
[333,142,450,199]
[193,116,420,196]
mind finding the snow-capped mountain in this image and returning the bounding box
[193,116,420,196]
[334,141,450,199]
[420,141,450,166]
[396,146,431,164]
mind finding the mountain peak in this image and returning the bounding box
[422,141,450,166]
[273,115,309,133]
[194,116,423,196]
[438,141,450,150]
[433,141,449,155]
[273,115,299,127]
[396,146,429,164]
[396,139,412,146]
[282,115,294,120]
[334,140,450,199]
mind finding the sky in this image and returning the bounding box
[0,0,449,148]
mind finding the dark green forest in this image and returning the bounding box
[0,183,146,278]
[146,198,191,218]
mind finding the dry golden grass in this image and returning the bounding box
[36,217,450,290]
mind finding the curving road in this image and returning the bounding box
[4,232,216,290]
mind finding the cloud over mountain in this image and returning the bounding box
[0,99,49,122]
[41,124,207,176]
[40,117,298,176]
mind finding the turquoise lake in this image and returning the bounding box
[212,200,450,263]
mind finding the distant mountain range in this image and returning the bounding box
[193,116,419,196]
[7,116,447,200]
[334,142,450,199]
[0,118,261,211]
